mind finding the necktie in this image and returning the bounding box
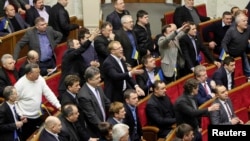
[13,106,20,141]
[203,83,208,95]
[95,88,106,121]
[130,107,137,134]
[224,102,232,118]
[191,37,198,61]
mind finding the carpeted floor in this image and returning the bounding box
[101,3,178,36]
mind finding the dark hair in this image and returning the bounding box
[230,6,239,14]
[141,54,153,66]
[3,86,15,100]
[222,11,232,17]
[61,104,77,117]
[161,24,171,34]
[124,89,137,100]
[214,85,226,94]
[84,66,100,81]
[78,27,90,41]
[153,80,165,91]
[98,122,113,139]
[24,63,39,74]
[64,75,80,89]
[185,21,196,32]
[136,10,148,20]
[223,56,235,66]
[183,78,199,94]
[175,123,193,138]
[100,21,112,30]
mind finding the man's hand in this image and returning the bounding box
[89,28,100,41]
[208,41,217,49]
[135,85,145,96]
[18,8,26,14]
[130,69,144,76]
[109,32,115,41]
[16,121,23,129]
[214,61,221,68]
[24,4,31,10]
[208,103,220,111]
[90,60,100,67]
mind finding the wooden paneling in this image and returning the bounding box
[124,0,139,2]
[139,0,165,2]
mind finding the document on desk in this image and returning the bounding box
[47,67,57,76]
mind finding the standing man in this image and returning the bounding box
[146,80,176,138]
[0,86,27,141]
[106,0,130,31]
[124,89,143,141]
[102,41,144,102]
[15,63,61,140]
[221,13,250,81]
[212,56,235,90]
[210,85,244,125]
[26,0,51,26]
[14,17,62,76]
[173,0,210,28]
[49,0,80,42]
[0,54,19,98]
[78,66,110,138]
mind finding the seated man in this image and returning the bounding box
[173,0,210,28]
[146,80,176,138]
[18,50,39,77]
[107,101,125,126]
[98,122,113,141]
[0,54,19,98]
[172,123,194,141]
[194,65,216,106]
[136,54,163,95]
[212,56,235,90]
[112,123,130,141]
[210,85,244,125]
[0,4,29,36]
[39,116,62,141]
[202,11,232,55]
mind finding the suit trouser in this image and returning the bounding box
[21,116,43,141]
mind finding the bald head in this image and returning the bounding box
[5,5,15,18]
[44,116,62,134]
[27,50,39,63]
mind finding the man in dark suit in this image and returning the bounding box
[18,50,39,77]
[106,0,130,31]
[107,101,125,126]
[0,86,27,141]
[202,11,232,55]
[59,104,95,141]
[94,22,114,74]
[58,30,99,96]
[14,17,62,76]
[0,54,19,98]
[124,89,143,141]
[39,116,62,141]
[179,22,220,76]
[146,80,176,138]
[212,56,235,90]
[174,78,219,141]
[173,0,210,28]
[49,0,80,42]
[0,4,29,36]
[136,54,162,96]
[26,0,51,26]
[102,41,144,102]
[77,66,110,138]
[210,85,244,125]
[114,15,140,67]
[194,65,216,106]
[0,0,25,17]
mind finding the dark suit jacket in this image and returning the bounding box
[136,67,161,95]
[26,5,51,26]
[146,94,176,138]
[60,90,78,106]
[0,67,19,97]
[39,129,61,141]
[210,98,236,125]
[179,34,214,73]
[123,104,142,141]
[58,40,91,93]
[0,14,29,35]
[106,10,130,31]
[196,79,213,106]
[49,3,78,42]
[18,60,28,77]
[102,55,137,102]
[77,83,110,137]
[212,66,234,90]
[58,114,89,141]
[202,20,230,54]
[106,117,119,126]
[14,26,62,60]
[94,35,111,68]
[173,5,210,28]
[174,94,209,131]
[114,29,139,67]
[0,0,21,17]
[0,102,21,141]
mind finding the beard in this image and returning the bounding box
[39,5,44,10]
